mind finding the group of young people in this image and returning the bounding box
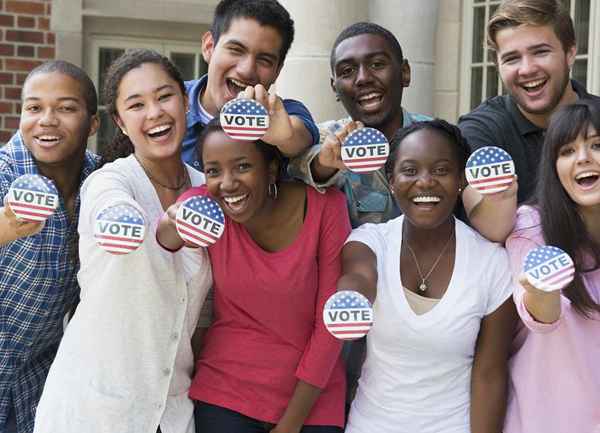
[0,0,598,433]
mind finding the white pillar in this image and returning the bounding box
[369,0,440,116]
[277,0,369,123]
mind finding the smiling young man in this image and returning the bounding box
[0,61,99,433]
[459,0,600,203]
[289,22,430,228]
[182,0,319,169]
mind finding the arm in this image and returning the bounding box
[270,381,322,433]
[338,241,378,304]
[470,298,518,433]
[464,177,518,243]
[156,202,185,251]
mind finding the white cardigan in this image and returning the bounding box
[34,155,212,433]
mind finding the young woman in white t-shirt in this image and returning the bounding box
[339,119,517,433]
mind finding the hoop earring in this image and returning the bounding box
[268,183,278,200]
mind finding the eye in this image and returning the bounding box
[534,49,550,56]
[158,93,173,102]
[257,57,275,68]
[237,162,251,172]
[501,56,519,65]
[228,46,243,55]
[558,145,575,157]
[399,166,417,176]
[370,60,386,70]
[338,65,356,78]
[25,104,41,113]
[433,166,449,176]
[204,167,220,177]
[127,102,143,110]
[58,105,77,112]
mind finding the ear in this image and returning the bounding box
[401,59,411,88]
[201,31,215,64]
[88,113,100,137]
[113,114,126,135]
[267,158,280,184]
[330,76,337,95]
[566,44,577,68]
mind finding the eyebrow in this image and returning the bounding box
[23,96,82,103]
[124,84,175,102]
[224,38,279,63]
[500,43,553,61]
[336,51,391,66]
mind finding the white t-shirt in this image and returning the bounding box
[345,216,513,433]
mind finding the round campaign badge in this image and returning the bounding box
[6,174,59,222]
[523,245,575,292]
[175,195,225,247]
[341,127,389,173]
[94,204,146,255]
[323,290,374,340]
[465,146,515,194]
[220,98,270,141]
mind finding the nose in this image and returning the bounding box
[236,55,258,83]
[219,170,238,193]
[416,170,435,187]
[518,54,537,76]
[146,100,164,120]
[355,64,374,85]
[39,108,59,126]
[575,145,591,164]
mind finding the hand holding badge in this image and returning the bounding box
[341,127,390,173]
[323,290,374,340]
[220,97,270,141]
[175,195,225,247]
[94,204,146,255]
[523,245,575,292]
[465,146,516,194]
[7,174,59,222]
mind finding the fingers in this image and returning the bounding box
[518,273,552,294]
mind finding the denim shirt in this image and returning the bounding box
[288,109,431,228]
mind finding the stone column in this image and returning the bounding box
[51,0,84,66]
[277,0,368,123]
[369,0,440,116]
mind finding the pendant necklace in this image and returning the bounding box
[404,230,454,292]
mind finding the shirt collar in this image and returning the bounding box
[186,74,212,127]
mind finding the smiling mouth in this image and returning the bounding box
[521,78,547,94]
[35,135,62,147]
[222,193,249,213]
[226,78,253,96]
[146,124,172,139]
[575,172,599,188]
[357,92,383,110]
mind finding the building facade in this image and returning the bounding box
[0,0,598,149]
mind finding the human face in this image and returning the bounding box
[390,129,462,229]
[332,34,409,134]
[496,24,576,122]
[20,72,98,167]
[556,126,600,209]
[115,62,187,162]
[202,130,277,224]
[201,17,283,115]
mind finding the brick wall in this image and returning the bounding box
[0,0,54,144]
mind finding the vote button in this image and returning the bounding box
[220,98,270,141]
[341,127,389,174]
[175,195,225,247]
[523,245,575,292]
[7,174,59,222]
[323,290,374,340]
[94,204,146,255]
[465,146,515,194]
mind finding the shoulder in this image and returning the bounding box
[184,78,202,94]
[459,96,513,128]
[350,215,403,241]
[81,156,134,193]
[456,218,507,260]
[281,98,313,118]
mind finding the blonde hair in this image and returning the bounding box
[487,0,575,52]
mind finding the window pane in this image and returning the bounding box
[170,52,196,81]
[486,65,499,98]
[97,109,117,155]
[574,0,590,54]
[98,48,125,105]
[572,58,587,87]
[472,6,485,63]
[471,67,483,110]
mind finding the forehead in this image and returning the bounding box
[396,129,458,163]
[334,33,396,65]
[117,63,176,97]
[203,129,260,158]
[23,72,84,102]
[218,17,283,54]
[495,24,564,53]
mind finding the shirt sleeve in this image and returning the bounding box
[282,98,320,147]
[484,245,514,315]
[287,144,345,193]
[294,189,350,389]
[458,111,502,152]
[345,222,384,257]
[505,207,566,332]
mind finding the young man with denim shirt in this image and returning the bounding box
[182,0,319,169]
[0,61,99,433]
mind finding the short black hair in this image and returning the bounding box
[24,60,98,115]
[385,119,471,179]
[211,0,294,66]
[330,22,404,72]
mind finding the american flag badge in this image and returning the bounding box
[7,174,59,222]
[93,204,146,255]
[341,127,389,173]
[175,195,225,247]
[523,245,575,292]
[220,98,270,141]
[465,146,515,194]
[323,290,374,340]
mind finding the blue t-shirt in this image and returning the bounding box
[183,75,320,169]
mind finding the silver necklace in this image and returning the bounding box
[134,154,188,191]
[404,230,454,292]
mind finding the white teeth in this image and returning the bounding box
[147,124,171,134]
[229,78,252,89]
[358,93,381,102]
[575,172,599,180]
[523,79,545,89]
[413,196,441,203]
[223,194,247,204]
[38,135,59,141]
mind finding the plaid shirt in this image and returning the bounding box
[0,133,97,433]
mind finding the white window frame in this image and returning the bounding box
[460,0,598,115]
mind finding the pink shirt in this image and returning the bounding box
[504,205,600,433]
[184,185,349,427]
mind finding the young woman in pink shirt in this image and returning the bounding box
[505,100,600,433]
[157,120,349,433]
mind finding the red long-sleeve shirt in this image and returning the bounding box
[185,185,349,427]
